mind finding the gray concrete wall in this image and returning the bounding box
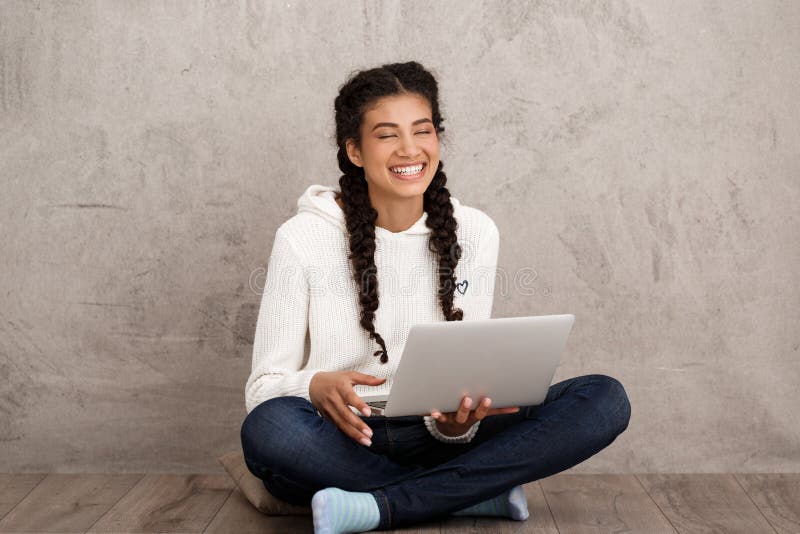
[1,0,798,473]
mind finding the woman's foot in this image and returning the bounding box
[311,487,381,533]
[451,484,530,520]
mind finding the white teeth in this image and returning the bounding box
[390,163,424,175]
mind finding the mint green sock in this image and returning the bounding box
[451,484,530,520]
[311,487,381,534]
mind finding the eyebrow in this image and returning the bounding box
[371,118,433,132]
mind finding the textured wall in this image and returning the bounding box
[1,0,798,473]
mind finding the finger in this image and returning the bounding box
[432,410,453,424]
[335,385,373,434]
[349,372,387,386]
[331,400,373,445]
[436,402,517,422]
[487,406,520,415]
[330,411,372,446]
[456,396,472,424]
[473,397,492,420]
[338,400,374,438]
[346,391,372,418]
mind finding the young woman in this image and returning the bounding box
[241,61,631,533]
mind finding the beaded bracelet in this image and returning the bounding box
[423,415,481,443]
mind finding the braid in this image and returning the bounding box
[333,61,462,364]
[337,171,390,363]
[424,161,464,322]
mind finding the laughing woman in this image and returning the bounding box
[240,61,631,533]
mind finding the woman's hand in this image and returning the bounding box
[309,371,386,447]
[430,396,520,437]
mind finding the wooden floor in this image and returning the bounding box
[0,473,798,533]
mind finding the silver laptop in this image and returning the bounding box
[359,314,575,417]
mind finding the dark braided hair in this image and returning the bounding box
[333,61,463,364]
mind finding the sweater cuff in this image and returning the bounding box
[282,369,322,402]
[423,416,481,444]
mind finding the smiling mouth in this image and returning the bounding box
[389,162,426,179]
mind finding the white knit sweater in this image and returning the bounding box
[245,184,499,443]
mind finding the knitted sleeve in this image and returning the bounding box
[244,225,319,414]
[423,416,481,443]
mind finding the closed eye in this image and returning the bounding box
[378,131,431,139]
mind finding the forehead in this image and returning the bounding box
[362,93,432,127]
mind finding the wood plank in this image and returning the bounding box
[0,474,47,520]
[736,474,800,534]
[638,474,776,534]
[540,474,675,533]
[87,474,233,533]
[203,487,313,533]
[5,473,793,533]
[441,482,558,533]
[0,474,143,533]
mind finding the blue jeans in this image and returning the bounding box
[241,373,631,530]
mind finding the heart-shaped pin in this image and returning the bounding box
[456,280,469,295]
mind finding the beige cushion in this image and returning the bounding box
[217,450,312,515]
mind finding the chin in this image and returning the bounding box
[396,180,431,195]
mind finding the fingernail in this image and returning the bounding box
[359,437,372,447]
[363,427,373,438]
[361,406,371,417]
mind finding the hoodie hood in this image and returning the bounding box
[297,184,461,237]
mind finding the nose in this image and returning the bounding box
[396,131,422,159]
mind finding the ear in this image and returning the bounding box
[345,138,364,168]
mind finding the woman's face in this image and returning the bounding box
[346,92,440,202]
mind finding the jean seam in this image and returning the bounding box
[385,419,394,455]
[383,489,392,528]
[372,488,392,529]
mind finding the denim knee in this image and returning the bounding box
[240,396,317,471]
[588,374,631,436]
